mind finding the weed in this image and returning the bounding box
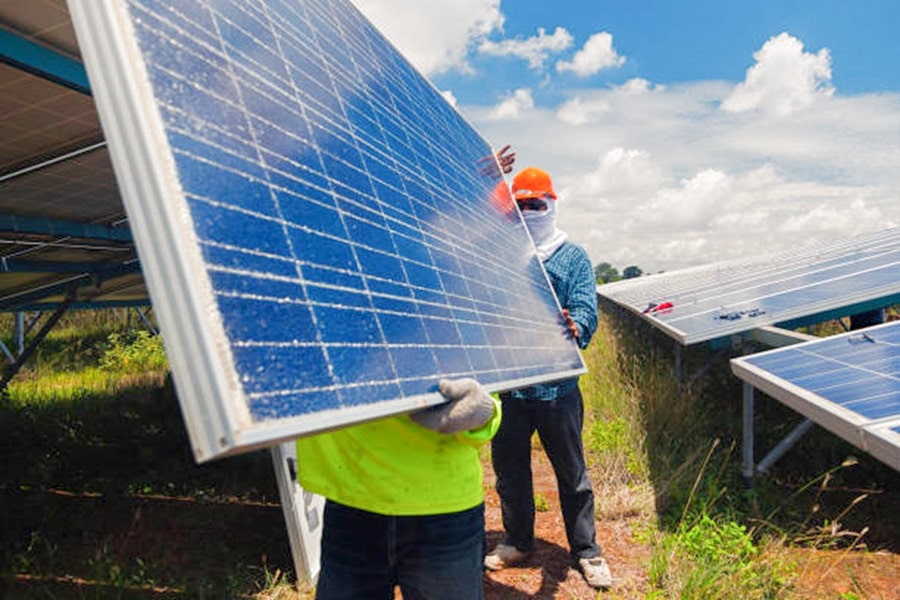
[99,330,168,373]
[534,492,550,512]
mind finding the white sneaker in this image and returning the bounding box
[483,543,529,571]
[578,556,613,589]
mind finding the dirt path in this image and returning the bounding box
[482,448,652,598]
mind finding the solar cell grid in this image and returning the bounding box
[70,0,584,460]
[598,227,900,344]
[731,320,900,471]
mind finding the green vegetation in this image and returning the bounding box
[0,309,292,598]
[1,307,896,598]
[583,307,899,599]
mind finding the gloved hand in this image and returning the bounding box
[409,378,495,434]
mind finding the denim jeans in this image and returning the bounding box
[315,500,485,599]
[491,385,600,559]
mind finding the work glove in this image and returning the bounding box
[409,378,495,434]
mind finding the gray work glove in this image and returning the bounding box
[409,378,495,434]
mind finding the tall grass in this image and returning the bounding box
[0,308,291,598]
[581,305,897,599]
[3,306,895,599]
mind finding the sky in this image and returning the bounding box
[350,0,900,274]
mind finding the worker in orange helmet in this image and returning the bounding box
[485,166,613,590]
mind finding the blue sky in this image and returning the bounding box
[353,1,900,273]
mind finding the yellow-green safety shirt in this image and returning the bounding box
[296,398,501,516]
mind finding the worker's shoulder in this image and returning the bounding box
[556,240,591,263]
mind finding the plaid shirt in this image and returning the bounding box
[505,241,598,401]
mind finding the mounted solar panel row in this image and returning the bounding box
[597,227,900,344]
[732,320,900,471]
[69,0,584,461]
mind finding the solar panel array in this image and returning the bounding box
[69,0,583,461]
[731,320,900,471]
[597,227,900,344]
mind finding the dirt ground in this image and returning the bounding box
[479,448,899,599]
[482,448,651,599]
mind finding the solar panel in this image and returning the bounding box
[731,320,900,471]
[68,0,584,461]
[597,227,900,345]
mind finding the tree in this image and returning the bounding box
[622,265,643,279]
[594,262,620,284]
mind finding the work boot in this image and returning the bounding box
[483,543,529,571]
[578,556,613,589]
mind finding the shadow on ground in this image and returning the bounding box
[0,380,294,598]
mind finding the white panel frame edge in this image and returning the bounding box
[271,442,325,586]
[67,0,585,461]
[68,0,245,462]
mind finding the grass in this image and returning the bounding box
[584,305,900,599]
[1,307,898,598]
[0,309,293,598]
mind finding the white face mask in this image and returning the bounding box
[521,200,568,260]
[522,205,556,246]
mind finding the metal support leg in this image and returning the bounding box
[742,382,755,487]
[15,312,24,355]
[756,419,814,475]
[0,297,72,393]
[674,341,683,385]
[135,307,158,335]
[0,341,14,364]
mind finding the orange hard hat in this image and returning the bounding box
[511,167,556,200]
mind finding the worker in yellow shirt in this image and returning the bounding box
[297,378,501,599]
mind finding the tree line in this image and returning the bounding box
[594,262,643,284]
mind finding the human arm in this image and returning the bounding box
[560,249,599,349]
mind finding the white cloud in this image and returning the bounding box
[350,0,502,75]
[722,32,834,117]
[556,32,625,77]
[466,81,900,272]
[478,27,573,70]
[556,96,611,125]
[488,88,535,119]
[614,78,664,95]
[340,9,900,274]
[440,89,459,107]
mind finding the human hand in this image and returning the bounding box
[477,144,516,178]
[495,144,516,174]
[409,378,495,434]
[561,309,580,340]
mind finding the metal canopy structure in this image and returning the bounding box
[732,320,900,472]
[597,227,900,346]
[1,0,146,312]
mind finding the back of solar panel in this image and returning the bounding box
[69,0,585,462]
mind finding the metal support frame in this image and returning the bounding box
[740,325,821,486]
[0,295,74,393]
[0,28,91,94]
[673,341,682,385]
[741,380,816,486]
[742,382,755,486]
[134,307,158,335]
[0,312,26,364]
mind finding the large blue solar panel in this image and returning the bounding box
[598,227,900,345]
[731,320,900,471]
[69,0,584,461]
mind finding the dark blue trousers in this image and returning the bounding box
[491,386,600,559]
[315,500,485,599]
